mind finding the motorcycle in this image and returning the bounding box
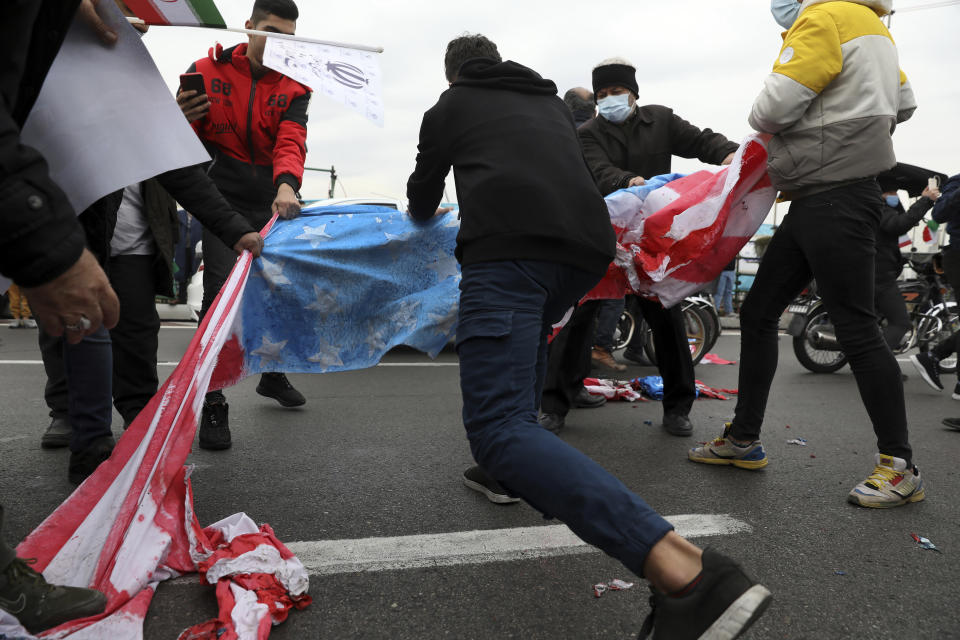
[787,253,959,374]
[612,294,721,366]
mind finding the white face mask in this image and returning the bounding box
[597,94,633,124]
[770,0,802,29]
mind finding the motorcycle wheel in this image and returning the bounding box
[612,307,637,352]
[918,303,959,374]
[642,303,710,366]
[792,307,848,373]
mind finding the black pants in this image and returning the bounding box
[931,246,960,375]
[109,254,161,425]
[632,297,696,417]
[731,180,911,464]
[875,279,911,351]
[540,300,601,416]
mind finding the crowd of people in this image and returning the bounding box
[1,0,956,637]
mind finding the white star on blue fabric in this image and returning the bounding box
[426,249,460,282]
[307,338,344,370]
[443,214,460,228]
[392,299,422,333]
[258,257,291,290]
[295,224,333,248]
[365,325,390,358]
[251,335,288,364]
[426,303,458,337]
[305,283,342,317]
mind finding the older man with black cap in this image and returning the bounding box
[539,57,738,439]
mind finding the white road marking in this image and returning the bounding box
[286,514,750,576]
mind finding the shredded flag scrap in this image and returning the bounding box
[586,133,776,308]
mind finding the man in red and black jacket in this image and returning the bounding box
[178,0,311,450]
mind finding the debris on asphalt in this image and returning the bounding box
[694,380,737,400]
[834,570,847,576]
[643,420,653,425]
[911,533,942,553]
[634,376,664,400]
[592,579,635,598]
[786,438,808,446]
[701,353,736,365]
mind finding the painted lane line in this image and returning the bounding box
[285,514,750,577]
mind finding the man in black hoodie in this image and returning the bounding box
[406,35,770,639]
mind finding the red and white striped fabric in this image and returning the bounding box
[586,133,776,308]
[14,218,307,639]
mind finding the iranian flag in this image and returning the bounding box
[123,0,227,28]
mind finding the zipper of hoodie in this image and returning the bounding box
[246,78,257,177]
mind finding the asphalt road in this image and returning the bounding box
[1,323,958,639]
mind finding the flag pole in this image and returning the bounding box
[126,18,384,53]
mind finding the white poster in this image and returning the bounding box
[263,38,384,127]
[21,0,210,216]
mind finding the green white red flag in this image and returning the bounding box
[123,0,226,28]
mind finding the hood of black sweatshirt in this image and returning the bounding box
[452,58,558,96]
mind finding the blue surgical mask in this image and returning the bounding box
[770,0,802,30]
[597,94,633,124]
[885,195,901,207]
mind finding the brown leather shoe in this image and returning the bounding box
[591,347,627,372]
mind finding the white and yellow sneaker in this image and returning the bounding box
[688,423,768,470]
[848,454,925,508]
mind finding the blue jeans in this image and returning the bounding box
[716,270,735,314]
[594,297,626,352]
[457,260,673,576]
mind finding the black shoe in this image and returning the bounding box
[942,417,960,431]
[68,436,115,485]
[574,386,607,409]
[910,352,943,391]
[662,413,693,437]
[199,401,231,450]
[638,548,772,640]
[0,557,107,633]
[40,417,71,449]
[461,465,521,504]
[538,412,565,434]
[256,372,306,407]
[623,347,652,366]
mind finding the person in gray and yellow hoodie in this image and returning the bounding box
[689,0,925,510]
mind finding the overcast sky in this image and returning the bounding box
[142,0,960,203]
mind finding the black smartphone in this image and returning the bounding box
[179,72,206,96]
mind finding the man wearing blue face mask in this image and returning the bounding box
[689,0,923,510]
[552,58,737,439]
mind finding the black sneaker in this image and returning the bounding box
[574,386,607,409]
[638,548,772,640]
[256,373,306,407]
[68,436,115,485]
[461,465,521,504]
[199,400,231,450]
[663,413,693,437]
[40,417,71,449]
[538,412,565,434]
[910,352,943,391]
[0,557,107,633]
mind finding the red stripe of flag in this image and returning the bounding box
[122,0,168,25]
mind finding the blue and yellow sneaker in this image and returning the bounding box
[688,424,768,470]
[848,454,925,508]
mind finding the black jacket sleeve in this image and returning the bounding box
[879,198,933,236]
[579,123,638,195]
[406,105,451,222]
[0,106,85,287]
[668,113,738,166]
[155,164,256,248]
[933,175,960,225]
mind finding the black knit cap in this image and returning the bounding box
[592,63,638,101]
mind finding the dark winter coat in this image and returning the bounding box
[876,197,935,283]
[0,0,85,287]
[933,174,960,249]
[406,58,615,276]
[578,105,738,196]
[81,167,256,297]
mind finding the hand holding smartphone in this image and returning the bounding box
[179,72,206,96]
[177,73,210,123]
